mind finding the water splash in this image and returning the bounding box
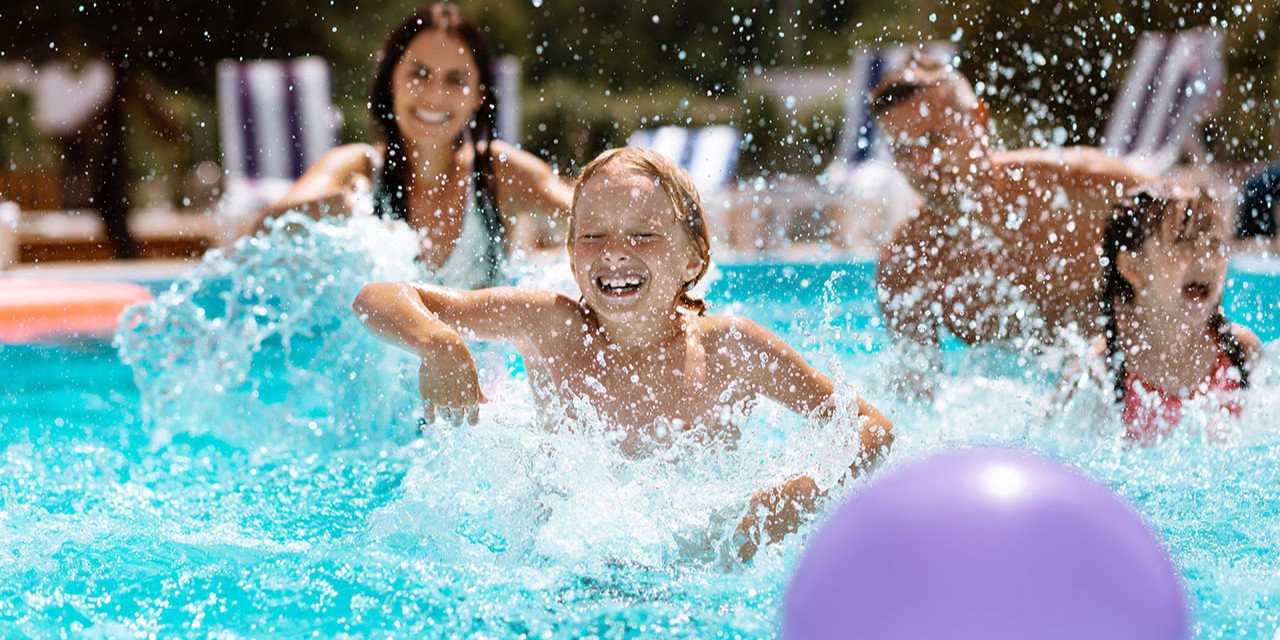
[4,227,1276,636]
[115,213,424,449]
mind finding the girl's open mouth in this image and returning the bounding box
[1182,281,1211,302]
[595,273,647,297]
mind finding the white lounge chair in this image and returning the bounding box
[493,55,522,143]
[626,126,742,249]
[1102,28,1223,174]
[627,125,742,200]
[215,58,339,235]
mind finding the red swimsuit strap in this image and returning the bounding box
[1125,349,1238,399]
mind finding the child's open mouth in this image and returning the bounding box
[1182,281,1211,302]
[595,273,647,297]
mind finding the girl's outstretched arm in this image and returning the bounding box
[712,315,894,562]
[352,282,572,425]
[714,315,894,466]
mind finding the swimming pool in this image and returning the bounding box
[3,220,1278,637]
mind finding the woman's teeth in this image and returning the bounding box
[414,109,449,124]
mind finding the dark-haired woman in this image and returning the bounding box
[260,3,571,288]
[1077,184,1262,444]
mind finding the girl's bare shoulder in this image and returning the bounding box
[694,314,781,356]
[1229,323,1264,363]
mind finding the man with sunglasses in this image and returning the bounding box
[869,56,1150,389]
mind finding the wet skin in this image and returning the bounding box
[355,168,872,447]
[255,30,572,262]
[875,86,1151,346]
[1105,202,1260,395]
[353,163,894,561]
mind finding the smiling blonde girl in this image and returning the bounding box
[352,146,892,560]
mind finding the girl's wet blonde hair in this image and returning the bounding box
[570,147,712,315]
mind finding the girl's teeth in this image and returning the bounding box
[599,275,644,290]
[603,277,639,286]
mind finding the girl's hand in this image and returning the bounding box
[419,355,488,428]
[735,475,823,562]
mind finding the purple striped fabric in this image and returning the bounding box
[1122,36,1175,155]
[282,63,307,179]
[679,128,699,170]
[237,65,260,179]
[1157,68,1196,148]
[851,53,887,165]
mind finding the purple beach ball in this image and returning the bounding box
[783,447,1189,640]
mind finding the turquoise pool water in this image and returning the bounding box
[3,219,1279,638]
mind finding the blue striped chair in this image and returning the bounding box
[1102,28,1223,174]
[627,125,743,199]
[216,58,339,220]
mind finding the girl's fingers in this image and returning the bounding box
[440,406,458,428]
[422,402,481,427]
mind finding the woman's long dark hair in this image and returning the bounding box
[1098,184,1248,401]
[368,3,504,283]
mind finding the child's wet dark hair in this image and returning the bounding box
[1098,183,1248,400]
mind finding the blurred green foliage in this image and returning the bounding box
[2,0,1278,189]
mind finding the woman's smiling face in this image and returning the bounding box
[570,168,704,325]
[391,30,483,145]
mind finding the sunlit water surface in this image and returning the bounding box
[2,216,1278,638]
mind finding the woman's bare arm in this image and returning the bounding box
[489,140,573,225]
[251,144,379,232]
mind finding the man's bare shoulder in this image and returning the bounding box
[995,147,1151,186]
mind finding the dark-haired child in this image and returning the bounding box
[1083,184,1262,444]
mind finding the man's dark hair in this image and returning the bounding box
[869,80,926,118]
